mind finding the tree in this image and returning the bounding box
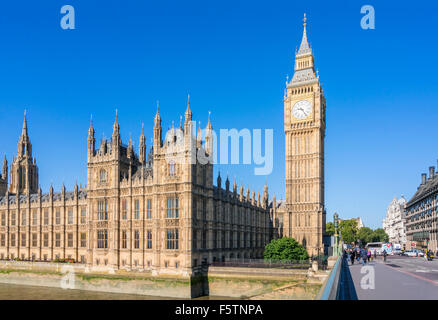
[325,222,335,236]
[339,219,358,245]
[264,237,309,261]
[357,227,374,246]
[372,228,389,243]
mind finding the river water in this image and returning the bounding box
[0,283,234,300]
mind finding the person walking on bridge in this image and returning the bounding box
[383,249,387,262]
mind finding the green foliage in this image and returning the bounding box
[325,222,335,236]
[372,228,389,243]
[357,227,374,245]
[339,219,358,244]
[264,237,309,261]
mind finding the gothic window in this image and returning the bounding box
[80,208,86,224]
[99,169,107,183]
[193,229,198,249]
[32,233,37,247]
[68,209,73,225]
[202,230,207,249]
[168,162,177,177]
[67,233,73,247]
[134,199,140,219]
[80,233,86,248]
[166,197,179,218]
[147,199,152,219]
[121,231,127,249]
[146,230,152,249]
[56,210,60,225]
[0,234,4,247]
[43,233,49,247]
[134,230,140,249]
[11,234,16,247]
[44,210,49,225]
[32,211,37,226]
[166,229,179,250]
[21,233,26,247]
[98,200,108,220]
[97,230,108,249]
[55,233,61,247]
[21,211,26,226]
[0,213,4,226]
[122,199,127,220]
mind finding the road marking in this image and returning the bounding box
[383,263,438,286]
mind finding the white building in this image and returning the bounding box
[383,196,407,247]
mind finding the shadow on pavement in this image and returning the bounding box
[338,258,358,300]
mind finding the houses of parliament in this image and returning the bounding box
[0,15,326,276]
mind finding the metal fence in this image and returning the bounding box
[210,258,311,269]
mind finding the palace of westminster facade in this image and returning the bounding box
[0,16,326,275]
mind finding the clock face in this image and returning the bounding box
[292,100,312,120]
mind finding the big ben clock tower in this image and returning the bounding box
[283,14,326,256]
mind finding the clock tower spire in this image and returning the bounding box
[282,14,326,256]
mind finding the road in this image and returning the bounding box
[347,256,438,299]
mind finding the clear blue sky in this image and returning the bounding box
[0,1,437,229]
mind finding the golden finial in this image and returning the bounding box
[303,13,307,27]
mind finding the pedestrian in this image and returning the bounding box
[367,249,372,262]
[373,250,377,260]
[350,250,355,265]
[361,249,367,265]
[383,249,387,262]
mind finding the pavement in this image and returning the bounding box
[346,256,438,300]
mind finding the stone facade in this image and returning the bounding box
[405,165,438,251]
[0,105,271,276]
[382,196,407,247]
[275,14,326,256]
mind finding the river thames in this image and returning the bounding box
[0,283,234,300]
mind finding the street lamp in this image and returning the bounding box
[333,212,340,257]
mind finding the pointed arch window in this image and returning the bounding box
[100,169,107,183]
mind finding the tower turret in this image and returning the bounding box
[9,111,38,194]
[139,123,146,164]
[154,102,162,150]
[88,115,95,156]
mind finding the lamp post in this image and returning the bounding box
[333,212,340,257]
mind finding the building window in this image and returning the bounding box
[166,197,179,218]
[168,162,176,177]
[134,230,140,249]
[122,231,127,249]
[193,229,197,249]
[67,233,73,247]
[166,229,179,250]
[147,199,152,219]
[202,230,207,249]
[44,210,49,225]
[32,233,37,247]
[32,211,38,226]
[0,213,5,226]
[80,233,86,247]
[80,208,86,224]
[21,233,26,247]
[122,199,127,220]
[43,233,49,247]
[21,212,26,226]
[68,209,73,225]
[11,234,16,247]
[134,200,140,220]
[0,234,5,247]
[147,230,152,249]
[55,233,61,247]
[97,230,108,249]
[98,200,108,220]
[100,169,107,183]
[56,209,61,225]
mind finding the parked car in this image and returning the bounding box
[403,249,424,257]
